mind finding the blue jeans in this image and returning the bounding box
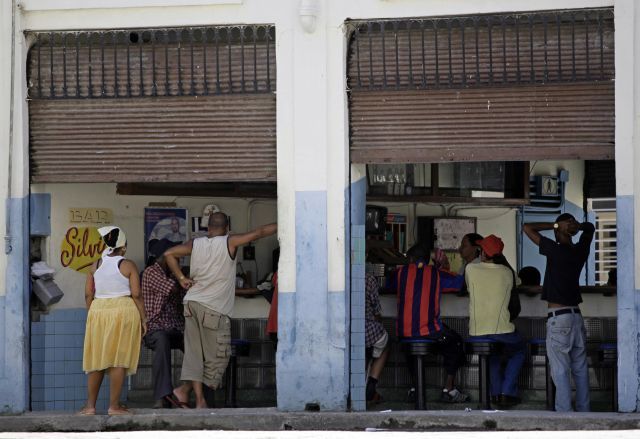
[470,332,525,397]
[546,312,590,412]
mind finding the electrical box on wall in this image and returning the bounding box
[30,193,51,236]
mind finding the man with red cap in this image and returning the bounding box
[465,234,525,408]
[523,213,594,412]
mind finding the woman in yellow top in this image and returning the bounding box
[465,234,525,408]
[79,226,147,415]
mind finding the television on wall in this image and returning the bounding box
[365,205,388,236]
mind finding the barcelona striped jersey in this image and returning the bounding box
[396,260,464,338]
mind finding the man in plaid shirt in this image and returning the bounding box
[365,273,389,403]
[142,239,191,408]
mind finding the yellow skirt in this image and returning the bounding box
[82,296,141,375]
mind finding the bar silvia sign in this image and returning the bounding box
[61,208,113,273]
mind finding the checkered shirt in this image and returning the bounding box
[365,273,386,347]
[142,262,185,333]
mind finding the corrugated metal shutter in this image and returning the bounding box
[350,81,614,163]
[30,94,276,182]
[27,27,276,183]
[347,10,614,164]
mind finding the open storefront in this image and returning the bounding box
[27,25,279,410]
[347,8,618,410]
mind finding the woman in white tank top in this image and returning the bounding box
[79,226,147,416]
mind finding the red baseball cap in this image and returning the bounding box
[477,234,504,257]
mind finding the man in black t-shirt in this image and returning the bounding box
[523,213,595,412]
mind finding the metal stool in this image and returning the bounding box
[224,339,250,408]
[598,343,617,412]
[465,338,501,410]
[399,338,439,410]
[530,338,555,410]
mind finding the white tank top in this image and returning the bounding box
[183,235,236,316]
[93,255,131,299]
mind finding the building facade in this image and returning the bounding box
[0,0,638,413]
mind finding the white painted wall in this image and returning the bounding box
[0,0,12,296]
[31,183,277,317]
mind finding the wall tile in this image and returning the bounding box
[32,348,45,362]
[31,336,44,349]
[32,361,45,375]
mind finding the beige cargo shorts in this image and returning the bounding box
[180,300,231,389]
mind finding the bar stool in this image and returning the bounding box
[399,338,439,410]
[598,343,617,412]
[465,338,501,410]
[224,339,251,408]
[529,338,555,410]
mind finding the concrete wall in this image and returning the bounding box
[3,0,638,413]
[31,183,277,318]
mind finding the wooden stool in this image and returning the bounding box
[399,338,439,410]
[598,343,617,412]
[530,338,555,410]
[224,339,250,408]
[465,338,501,410]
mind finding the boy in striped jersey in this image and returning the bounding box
[396,244,469,403]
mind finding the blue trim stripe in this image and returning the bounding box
[397,267,408,336]
[427,267,438,334]
[411,266,424,337]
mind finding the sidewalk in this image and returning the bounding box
[1,408,639,432]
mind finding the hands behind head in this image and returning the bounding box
[557,218,580,236]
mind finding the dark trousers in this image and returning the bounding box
[405,324,466,381]
[144,329,184,400]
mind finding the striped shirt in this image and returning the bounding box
[396,260,463,338]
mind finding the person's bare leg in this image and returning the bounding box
[81,370,104,413]
[107,367,127,413]
[445,374,455,391]
[192,380,207,408]
[173,382,193,403]
[369,345,390,380]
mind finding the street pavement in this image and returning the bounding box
[0,431,640,439]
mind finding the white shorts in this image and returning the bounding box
[372,331,389,358]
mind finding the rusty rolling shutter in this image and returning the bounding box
[30,94,276,183]
[27,26,276,183]
[347,10,614,164]
[350,81,614,163]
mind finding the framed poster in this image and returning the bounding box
[144,207,188,265]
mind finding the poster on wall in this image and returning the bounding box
[144,207,188,265]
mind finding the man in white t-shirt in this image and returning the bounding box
[165,212,277,408]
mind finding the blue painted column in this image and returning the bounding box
[274,11,349,408]
[615,196,639,412]
[0,197,30,413]
[349,171,367,411]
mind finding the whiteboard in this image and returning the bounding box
[433,217,476,251]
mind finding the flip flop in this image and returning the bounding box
[107,406,130,416]
[164,393,191,409]
[77,406,96,416]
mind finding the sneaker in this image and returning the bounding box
[441,388,470,403]
[407,387,416,403]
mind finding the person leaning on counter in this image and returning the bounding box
[164,213,277,409]
[523,213,595,412]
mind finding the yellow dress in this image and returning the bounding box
[83,296,141,375]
